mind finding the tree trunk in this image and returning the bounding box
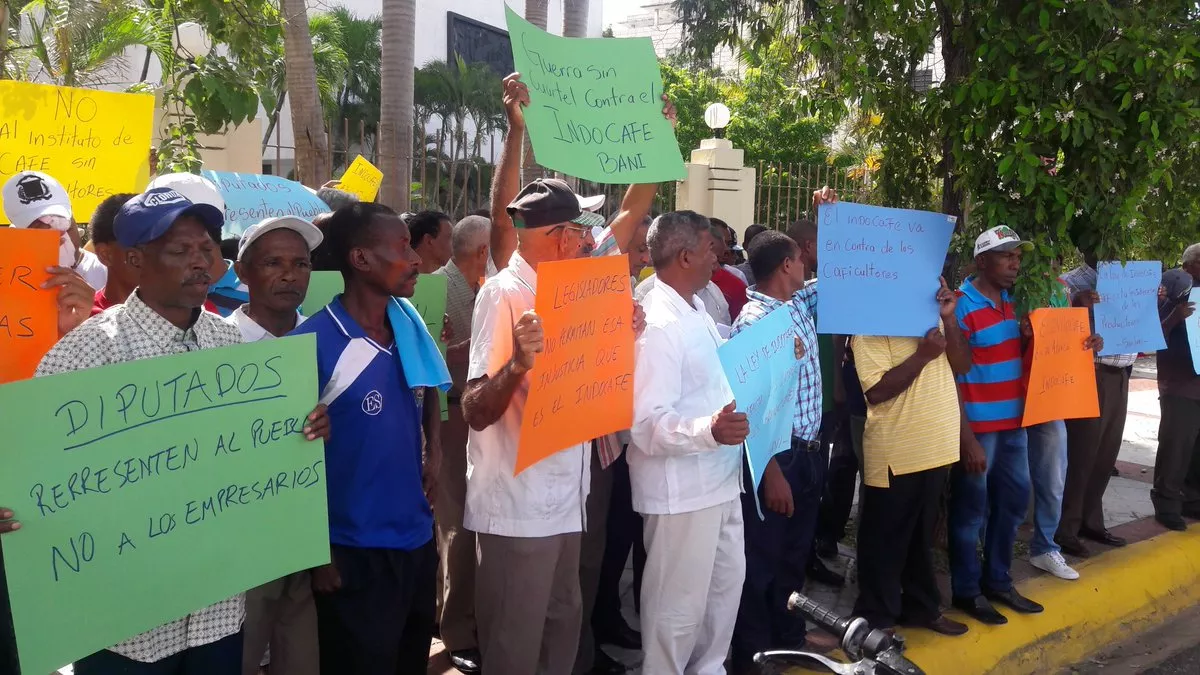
[262,89,288,153]
[936,0,970,281]
[281,0,331,186]
[563,0,589,37]
[380,0,417,210]
[521,0,550,179]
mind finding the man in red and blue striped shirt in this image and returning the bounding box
[949,225,1045,626]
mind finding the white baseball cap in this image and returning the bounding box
[973,225,1034,257]
[578,193,605,212]
[237,216,324,261]
[2,171,73,228]
[148,172,225,213]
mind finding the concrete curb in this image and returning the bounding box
[888,528,1200,674]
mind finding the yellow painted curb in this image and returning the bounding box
[889,528,1200,674]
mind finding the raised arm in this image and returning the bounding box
[937,277,972,375]
[490,73,530,271]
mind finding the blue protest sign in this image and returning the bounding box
[1187,288,1200,372]
[718,306,800,519]
[1094,261,1166,356]
[203,171,330,237]
[815,202,955,337]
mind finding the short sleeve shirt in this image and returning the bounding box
[853,327,960,488]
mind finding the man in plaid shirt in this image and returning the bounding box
[729,229,835,673]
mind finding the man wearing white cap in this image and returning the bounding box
[2,170,108,290]
[230,216,325,675]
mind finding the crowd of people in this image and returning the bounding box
[0,70,1197,675]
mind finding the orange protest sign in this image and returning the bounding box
[0,228,59,383]
[1022,307,1100,427]
[517,255,634,474]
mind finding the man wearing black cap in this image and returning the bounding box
[33,187,330,674]
[461,177,609,675]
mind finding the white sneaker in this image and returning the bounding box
[1030,551,1080,580]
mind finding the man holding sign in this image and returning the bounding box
[32,187,330,673]
[631,211,749,674]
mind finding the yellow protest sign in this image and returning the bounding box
[338,155,383,201]
[0,81,154,224]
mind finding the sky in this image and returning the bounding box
[602,0,654,27]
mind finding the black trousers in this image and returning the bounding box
[853,465,949,628]
[592,450,646,631]
[315,540,438,675]
[0,545,16,675]
[732,440,827,668]
[1060,364,1130,538]
[816,413,860,546]
[72,633,242,675]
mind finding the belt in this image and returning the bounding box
[793,438,822,452]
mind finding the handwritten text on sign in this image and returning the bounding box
[518,255,635,473]
[1094,261,1165,356]
[203,170,331,237]
[1022,307,1100,427]
[0,81,153,224]
[719,306,801,519]
[0,337,328,675]
[338,155,383,201]
[0,228,58,384]
[504,6,685,184]
[816,202,956,337]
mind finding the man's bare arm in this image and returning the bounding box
[490,74,530,270]
[462,365,526,431]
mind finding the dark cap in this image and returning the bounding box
[506,178,605,230]
[115,187,224,247]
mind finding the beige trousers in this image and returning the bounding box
[242,570,319,675]
[436,402,477,651]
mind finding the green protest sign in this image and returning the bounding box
[300,271,450,420]
[504,6,686,184]
[0,336,327,675]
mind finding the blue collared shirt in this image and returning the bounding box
[290,298,433,551]
[732,283,823,442]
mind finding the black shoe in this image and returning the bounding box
[1054,535,1092,558]
[1156,512,1188,531]
[449,649,482,674]
[815,537,839,561]
[984,587,1044,614]
[1111,466,1120,477]
[951,595,1008,625]
[1080,527,1127,547]
[596,619,642,650]
[807,556,845,588]
[588,648,627,675]
[902,614,969,636]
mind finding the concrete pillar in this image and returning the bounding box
[674,137,756,240]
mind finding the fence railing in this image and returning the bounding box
[754,161,875,229]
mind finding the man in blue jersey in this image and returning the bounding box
[291,202,452,674]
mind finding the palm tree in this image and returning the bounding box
[521,0,549,176]
[260,13,348,154]
[7,0,165,87]
[379,0,416,210]
[280,0,331,186]
[563,0,589,37]
[323,7,381,168]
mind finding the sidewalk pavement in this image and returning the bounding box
[425,360,1196,674]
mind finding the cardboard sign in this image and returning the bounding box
[815,202,956,337]
[0,336,327,675]
[0,228,59,383]
[299,271,449,420]
[338,155,383,201]
[504,6,686,184]
[1094,261,1166,356]
[518,255,634,473]
[718,305,801,518]
[1186,288,1200,374]
[1022,307,1100,427]
[0,81,154,224]
[202,171,330,237]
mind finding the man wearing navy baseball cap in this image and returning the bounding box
[32,187,332,675]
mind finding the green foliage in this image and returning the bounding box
[676,0,1200,312]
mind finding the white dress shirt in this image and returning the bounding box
[227,306,305,342]
[629,281,742,516]
[634,273,731,329]
[464,252,590,537]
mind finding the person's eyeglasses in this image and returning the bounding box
[548,224,591,236]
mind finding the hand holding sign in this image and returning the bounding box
[0,508,18,534]
[511,311,545,374]
[42,265,93,336]
[711,400,750,446]
[936,276,957,319]
[503,73,532,128]
[916,327,947,362]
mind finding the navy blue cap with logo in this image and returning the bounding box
[114,187,224,248]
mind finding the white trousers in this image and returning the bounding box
[640,499,746,675]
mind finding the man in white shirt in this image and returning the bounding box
[461,178,606,674]
[228,216,324,675]
[631,210,751,674]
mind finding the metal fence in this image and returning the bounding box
[754,161,875,229]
